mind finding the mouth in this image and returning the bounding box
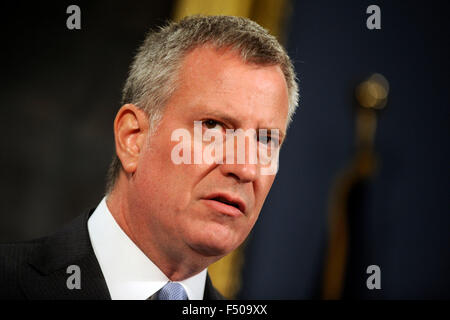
[203,193,246,217]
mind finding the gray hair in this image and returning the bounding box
[106,15,299,194]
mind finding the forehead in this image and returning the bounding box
[168,45,289,132]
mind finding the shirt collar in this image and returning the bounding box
[87,197,207,300]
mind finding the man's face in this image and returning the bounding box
[127,46,289,260]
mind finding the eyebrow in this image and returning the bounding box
[201,109,286,144]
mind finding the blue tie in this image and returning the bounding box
[157,282,188,300]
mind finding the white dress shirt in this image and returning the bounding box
[87,197,207,300]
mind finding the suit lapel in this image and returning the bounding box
[20,211,110,299]
[204,273,225,300]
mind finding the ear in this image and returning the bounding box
[113,104,149,175]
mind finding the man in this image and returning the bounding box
[0,15,298,300]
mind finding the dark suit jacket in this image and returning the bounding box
[0,209,224,300]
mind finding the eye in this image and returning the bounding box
[258,135,272,145]
[258,132,280,146]
[202,119,223,130]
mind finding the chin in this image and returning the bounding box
[186,226,242,258]
[189,241,236,258]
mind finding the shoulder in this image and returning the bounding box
[0,210,110,300]
[0,238,46,273]
[0,238,46,299]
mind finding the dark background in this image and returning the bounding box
[0,1,448,299]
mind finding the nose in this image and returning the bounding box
[217,129,261,183]
[219,162,259,183]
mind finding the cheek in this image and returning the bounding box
[136,144,213,210]
[255,176,276,206]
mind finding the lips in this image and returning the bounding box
[203,193,246,217]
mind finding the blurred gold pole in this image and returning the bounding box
[173,0,289,41]
[322,74,388,299]
[172,0,290,299]
[322,167,353,299]
[250,0,291,44]
[173,0,254,20]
